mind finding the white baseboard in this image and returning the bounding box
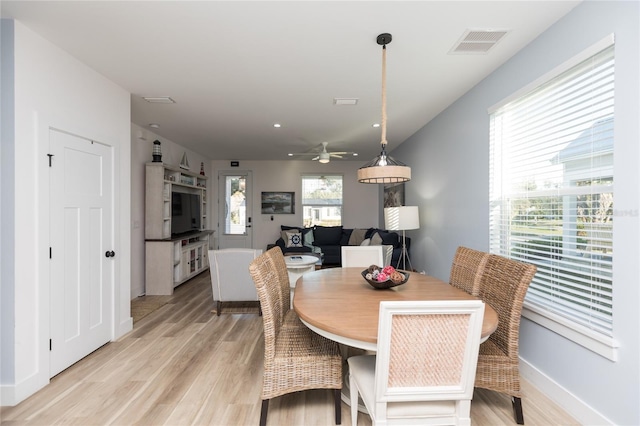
[116,316,133,339]
[0,373,48,407]
[520,357,612,425]
[0,384,15,407]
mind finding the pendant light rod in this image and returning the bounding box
[378,33,391,148]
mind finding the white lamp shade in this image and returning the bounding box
[384,206,419,231]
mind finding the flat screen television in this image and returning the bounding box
[171,191,201,237]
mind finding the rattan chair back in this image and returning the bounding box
[249,249,343,426]
[264,246,291,315]
[475,254,537,424]
[449,246,490,296]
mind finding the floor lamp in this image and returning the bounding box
[384,206,419,271]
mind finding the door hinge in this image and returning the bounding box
[47,153,54,167]
[49,339,52,351]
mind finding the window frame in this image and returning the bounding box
[301,175,344,227]
[488,35,619,361]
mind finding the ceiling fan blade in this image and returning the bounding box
[331,154,344,159]
[311,156,320,161]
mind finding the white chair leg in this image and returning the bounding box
[349,371,358,425]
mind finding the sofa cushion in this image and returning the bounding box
[303,228,314,248]
[313,226,343,245]
[370,232,383,245]
[348,228,368,246]
[378,231,400,247]
[340,229,353,246]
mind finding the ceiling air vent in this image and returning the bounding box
[142,96,176,104]
[450,29,509,54]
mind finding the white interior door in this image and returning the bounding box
[49,129,113,377]
[217,171,253,249]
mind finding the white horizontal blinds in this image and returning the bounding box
[489,45,614,335]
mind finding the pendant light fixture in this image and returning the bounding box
[358,33,411,184]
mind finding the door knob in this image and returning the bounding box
[105,251,116,258]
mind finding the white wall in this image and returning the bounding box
[130,123,212,298]
[391,2,639,424]
[1,20,132,405]
[210,160,381,252]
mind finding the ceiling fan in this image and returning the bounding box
[288,142,357,164]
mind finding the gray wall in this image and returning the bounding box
[392,1,639,424]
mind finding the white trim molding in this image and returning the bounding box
[522,304,619,361]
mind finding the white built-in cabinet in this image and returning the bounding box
[145,163,212,295]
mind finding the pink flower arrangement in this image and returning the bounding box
[382,265,396,275]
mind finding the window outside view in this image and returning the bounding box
[224,176,246,235]
[490,45,614,336]
[302,175,343,227]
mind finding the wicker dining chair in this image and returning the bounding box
[249,251,343,426]
[348,300,485,426]
[263,246,304,329]
[475,254,537,425]
[449,246,490,296]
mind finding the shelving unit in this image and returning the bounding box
[145,163,212,295]
[145,232,211,295]
[145,163,208,240]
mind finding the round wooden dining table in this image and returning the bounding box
[293,267,499,352]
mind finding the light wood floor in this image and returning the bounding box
[1,272,579,426]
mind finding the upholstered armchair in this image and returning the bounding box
[208,248,262,315]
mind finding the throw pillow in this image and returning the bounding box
[281,229,300,242]
[370,232,383,246]
[348,228,368,246]
[285,231,304,248]
[302,227,314,248]
[280,225,302,244]
[379,231,400,247]
[360,238,371,246]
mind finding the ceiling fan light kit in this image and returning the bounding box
[289,141,354,164]
[358,33,411,184]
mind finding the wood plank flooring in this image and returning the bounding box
[1,272,579,425]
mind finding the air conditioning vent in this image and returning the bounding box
[450,30,509,54]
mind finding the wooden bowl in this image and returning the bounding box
[361,269,409,290]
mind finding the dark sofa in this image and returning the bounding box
[273,225,410,267]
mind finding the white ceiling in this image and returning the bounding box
[2,1,580,161]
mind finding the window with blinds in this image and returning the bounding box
[489,43,614,337]
[301,175,343,227]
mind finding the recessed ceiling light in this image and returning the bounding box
[142,96,176,104]
[288,153,293,156]
[372,123,380,128]
[273,123,281,128]
[352,153,358,156]
[149,123,160,129]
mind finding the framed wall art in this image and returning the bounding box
[383,183,405,207]
[261,191,295,214]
